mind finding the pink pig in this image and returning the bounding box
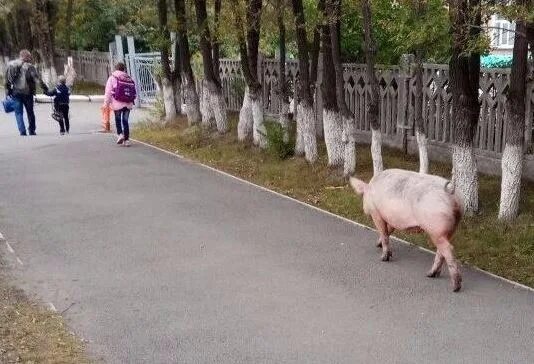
[350,169,464,292]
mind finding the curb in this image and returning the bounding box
[128,137,534,294]
[34,94,105,103]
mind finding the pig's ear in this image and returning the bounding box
[349,177,367,195]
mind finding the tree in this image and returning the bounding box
[236,0,266,148]
[275,0,290,137]
[498,1,531,220]
[158,0,179,122]
[291,0,318,163]
[321,0,344,167]
[328,0,356,176]
[175,0,201,125]
[65,0,74,56]
[361,0,383,175]
[449,0,482,215]
[194,0,228,133]
[31,0,58,85]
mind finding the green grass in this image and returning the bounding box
[134,115,534,288]
[70,80,104,95]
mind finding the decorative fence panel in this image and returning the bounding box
[54,49,111,85]
[46,49,533,155]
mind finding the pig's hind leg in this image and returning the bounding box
[432,236,462,292]
[371,214,392,261]
[376,224,395,248]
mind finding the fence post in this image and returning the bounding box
[115,35,124,62]
[397,53,414,153]
[126,36,141,108]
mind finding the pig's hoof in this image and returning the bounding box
[381,251,392,262]
[426,270,441,278]
[376,241,382,248]
[451,275,462,292]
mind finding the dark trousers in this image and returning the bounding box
[14,94,36,135]
[114,107,130,140]
[55,104,70,133]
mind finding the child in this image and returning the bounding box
[103,62,136,147]
[46,75,70,135]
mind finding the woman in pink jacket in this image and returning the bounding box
[104,62,136,146]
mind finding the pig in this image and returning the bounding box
[349,169,464,292]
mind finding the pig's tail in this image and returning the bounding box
[444,181,455,194]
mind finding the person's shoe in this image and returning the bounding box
[123,140,131,147]
[29,132,36,136]
[116,134,124,144]
[20,132,27,136]
[60,132,65,136]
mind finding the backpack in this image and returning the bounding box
[112,75,136,103]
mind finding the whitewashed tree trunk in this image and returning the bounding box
[452,145,479,215]
[41,66,58,87]
[279,101,290,143]
[201,82,215,128]
[295,101,305,156]
[416,129,429,174]
[162,77,177,122]
[238,88,253,141]
[173,78,182,115]
[183,79,201,125]
[251,96,266,148]
[498,144,523,220]
[343,116,356,176]
[298,103,318,163]
[371,128,384,175]
[323,109,344,167]
[209,88,228,133]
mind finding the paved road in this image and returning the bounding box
[0,99,533,364]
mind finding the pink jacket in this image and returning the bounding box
[104,70,135,111]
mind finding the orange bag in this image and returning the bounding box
[100,105,111,132]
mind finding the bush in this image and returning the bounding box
[262,120,294,160]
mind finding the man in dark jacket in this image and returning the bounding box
[4,50,48,136]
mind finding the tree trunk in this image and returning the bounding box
[328,0,356,176]
[321,4,343,167]
[414,50,429,174]
[499,19,529,220]
[236,0,265,147]
[291,0,317,163]
[65,0,74,56]
[32,0,57,85]
[175,0,201,125]
[449,0,481,215]
[173,38,182,115]
[361,0,382,175]
[158,0,177,122]
[194,0,228,133]
[212,0,222,84]
[277,1,289,140]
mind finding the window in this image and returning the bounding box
[493,20,515,47]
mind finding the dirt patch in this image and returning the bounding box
[0,261,90,363]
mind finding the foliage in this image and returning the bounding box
[380,0,451,64]
[261,120,295,159]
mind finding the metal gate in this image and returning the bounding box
[125,52,162,106]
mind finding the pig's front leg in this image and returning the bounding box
[371,213,392,261]
[426,250,445,278]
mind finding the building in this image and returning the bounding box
[488,14,515,56]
